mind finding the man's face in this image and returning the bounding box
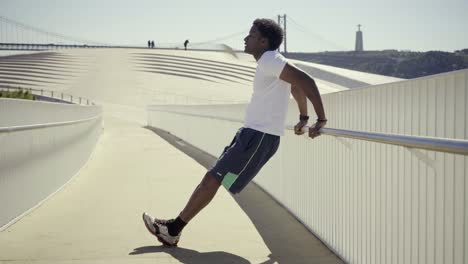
[243,26,267,55]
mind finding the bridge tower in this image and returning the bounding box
[277,14,287,54]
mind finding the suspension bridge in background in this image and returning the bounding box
[0,14,346,52]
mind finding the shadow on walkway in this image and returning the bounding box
[130,245,251,264]
[145,126,344,264]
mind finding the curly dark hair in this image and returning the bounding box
[253,18,283,51]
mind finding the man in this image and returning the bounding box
[143,18,327,246]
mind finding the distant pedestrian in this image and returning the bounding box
[184,39,189,50]
[151,40,155,49]
[143,18,327,247]
[148,40,151,48]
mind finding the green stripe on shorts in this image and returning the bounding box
[222,172,239,190]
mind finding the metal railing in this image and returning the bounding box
[0,85,94,105]
[299,126,468,156]
[0,43,112,50]
[0,115,101,133]
[149,108,468,156]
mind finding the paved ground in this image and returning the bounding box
[0,115,344,264]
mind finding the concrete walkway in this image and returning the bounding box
[0,115,343,263]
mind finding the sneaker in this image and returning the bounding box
[142,212,181,246]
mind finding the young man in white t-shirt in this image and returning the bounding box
[143,18,327,246]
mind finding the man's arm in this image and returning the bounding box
[290,85,308,135]
[280,63,327,138]
[291,84,307,116]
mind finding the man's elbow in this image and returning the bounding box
[296,71,315,88]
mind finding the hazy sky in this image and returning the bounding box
[1,0,467,52]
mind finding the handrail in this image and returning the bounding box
[149,108,468,155]
[290,126,468,155]
[0,115,101,133]
[0,85,95,106]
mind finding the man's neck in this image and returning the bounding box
[254,49,268,61]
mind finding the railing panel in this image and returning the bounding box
[0,99,102,230]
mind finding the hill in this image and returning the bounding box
[284,49,468,79]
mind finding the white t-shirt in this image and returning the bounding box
[244,50,291,136]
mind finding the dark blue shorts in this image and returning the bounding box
[208,127,280,194]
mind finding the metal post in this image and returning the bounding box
[277,15,281,52]
[284,14,287,54]
[0,18,3,44]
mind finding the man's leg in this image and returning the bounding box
[163,172,221,238]
[179,172,221,223]
[142,172,221,246]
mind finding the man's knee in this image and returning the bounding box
[201,172,221,189]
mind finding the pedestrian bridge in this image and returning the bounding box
[0,48,466,264]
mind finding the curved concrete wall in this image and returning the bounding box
[0,98,100,126]
[147,69,468,264]
[0,99,102,230]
